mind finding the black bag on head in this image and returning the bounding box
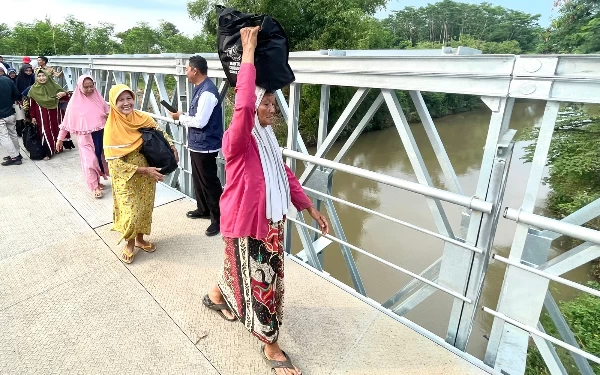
[216,5,295,92]
[22,124,45,160]
[138,128,178,175]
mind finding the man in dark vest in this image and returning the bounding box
[169,56,223,237]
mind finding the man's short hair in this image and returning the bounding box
[189,55,208,75]
[38,56,49,63]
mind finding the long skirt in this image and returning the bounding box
[29,98,74,158]
[77,129,108,192]
[107,148,155,243]
[218,220,285,344]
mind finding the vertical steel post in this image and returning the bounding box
[485,101,560,375]
[442,97,514,349]
[285,83,302,253]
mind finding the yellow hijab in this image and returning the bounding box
[103,84,156,160]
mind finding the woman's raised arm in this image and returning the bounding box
[222,27,260,157]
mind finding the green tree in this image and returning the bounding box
[187,0,387,50]
[521,106,600,220]
[383,1,541,52]
[525,282,600,375]
[540,0,600,53]
[116,22,160,54]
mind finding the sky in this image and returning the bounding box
[378,0,555,26]
[0,0,554,37]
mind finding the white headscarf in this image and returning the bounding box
[252,86,291,223]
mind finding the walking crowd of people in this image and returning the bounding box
[1,27,329,375]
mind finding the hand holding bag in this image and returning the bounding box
[138,128,178,175]
[13,104,25,121]
[216,5,295,92]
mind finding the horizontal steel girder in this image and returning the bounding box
[5,54,600,102]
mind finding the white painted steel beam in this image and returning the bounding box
[493,255,600,298]
[283,149,493,213]
[504,208,600,245]
[483,307,600,365]
[485,102,561,375]
[383,89,455,238]
[289,217,471,303]
[7,53,600,101]
[540,243,600,276]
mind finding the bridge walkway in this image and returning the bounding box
[0,141,493,374]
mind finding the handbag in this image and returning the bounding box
[13,104,25,121]
[216,6,295,92]
[22,124,45,160]
[138,127,178,175]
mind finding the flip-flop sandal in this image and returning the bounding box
[261,345,300,374]
[93,190,103,199]
[135,242,156,253]
[121,247,139,264]
[202,294,237,322]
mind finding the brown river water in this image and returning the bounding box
[289,100,595,359]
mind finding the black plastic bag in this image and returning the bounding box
[138,128,178,175]
[22,125,45,160]
[216,5,295,92]
[16,120,24,137]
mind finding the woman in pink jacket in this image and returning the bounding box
[203,27,328,375]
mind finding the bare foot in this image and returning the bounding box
[98,183,106,190]
[264,343,302,375]
[208,286,235,320]
[43,156,50,161]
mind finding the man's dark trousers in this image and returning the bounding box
[190,151,222,225]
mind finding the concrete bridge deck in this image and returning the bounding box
[0,143,495,374]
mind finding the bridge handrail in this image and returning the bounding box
[504,207,600,245]
[482,307,600,365]
[6,53,600,102]
[282,149,493,213]
[301,186,483,254]
[289,216,472,303]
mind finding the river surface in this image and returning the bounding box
[290,100,595,359]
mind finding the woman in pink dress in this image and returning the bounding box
[203,27,329,375]
[56,75,109,198]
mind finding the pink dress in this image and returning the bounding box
[58,74,110,192]
[219,63,312,239]
[59,129,108,191]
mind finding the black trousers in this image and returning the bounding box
[190,151,223,225]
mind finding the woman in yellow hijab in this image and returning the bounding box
[104,84,179,264]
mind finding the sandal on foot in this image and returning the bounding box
[202,294,237,322]
[135,241,156,253]
[93,189,102,199]
[261,345,299,374]
[121,247,139,264]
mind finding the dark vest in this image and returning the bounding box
[188,78,223,152]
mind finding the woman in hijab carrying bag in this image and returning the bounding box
[203,27,329,375]
[104,84,179,264]
[27,69,74,160]
[56,75,110,199]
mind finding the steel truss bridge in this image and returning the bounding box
[7,49,600,375]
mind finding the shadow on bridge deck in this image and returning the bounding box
[0,142,495,374]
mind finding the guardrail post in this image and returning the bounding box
[485,101,560,374]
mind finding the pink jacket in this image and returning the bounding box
[220,64,312,239]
